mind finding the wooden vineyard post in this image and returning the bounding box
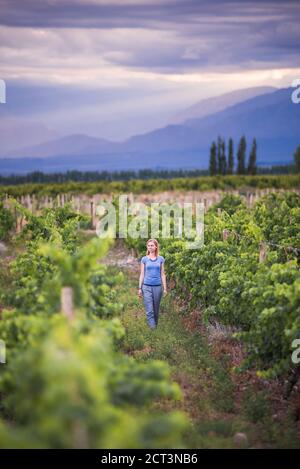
[76,196,81,214]
[26,194,32,212]
[32,194,36,212]
[259,241,267,263]
[14,206,18,232]
[128,192,134,205]
[16,214,24,233]
[14,203,23,233]
[90,199,94,228]
[249,193,254,207]
[61,287,74,321]
[70,195,75,212]
[217,207,222,216]
[222,229,230,241]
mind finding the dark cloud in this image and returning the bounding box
[1,0,300,73]
[0,1,299,29]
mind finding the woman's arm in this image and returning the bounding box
[161,262,167,294]
[138,262,145,297]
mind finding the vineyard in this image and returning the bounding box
[1,173,300,197]
[125,191,300,383]
[0,179,300,448]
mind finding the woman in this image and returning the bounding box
[138,239,167,329]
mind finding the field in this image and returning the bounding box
[0,175,299,448]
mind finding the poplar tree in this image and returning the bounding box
[227,138,234,174]
[220,138,227,175]
[217,136,222,174]
[237,135,246,175]
[209,141,217,175]
[248,138,257,175]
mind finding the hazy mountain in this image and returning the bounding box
[0,118,60,155]
[5,133,122,158]
[120,86,299,156]
[169,86,277,124]
[0,87,298,174]
[184,86,299,140]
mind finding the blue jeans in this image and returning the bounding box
[141,284,163,329]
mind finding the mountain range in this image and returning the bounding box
[0,86,299,174]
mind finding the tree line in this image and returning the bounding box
[0,143,299,186]
[209,136,257,176]
[0,163,298,186]
[0,168,210,185]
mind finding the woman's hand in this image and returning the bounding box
[138,288,143,298]
[163,289,168,297]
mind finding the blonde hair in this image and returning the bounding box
[146,238,159,257]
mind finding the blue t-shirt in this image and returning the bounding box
[141,255,165,286]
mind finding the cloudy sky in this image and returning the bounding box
[1,0,300,141]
